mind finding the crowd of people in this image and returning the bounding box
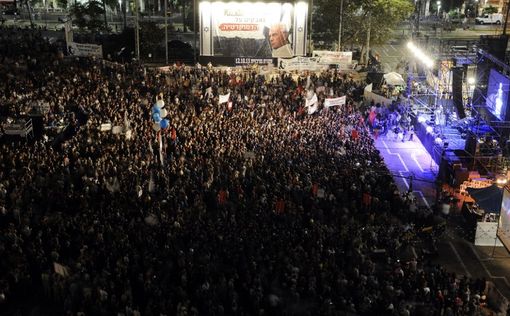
[0,28,493,316]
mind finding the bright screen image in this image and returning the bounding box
[200,1,308,59]
[486,68,510,121]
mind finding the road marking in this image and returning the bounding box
[449,242,472,278]
[413,191,430,208]
[380,139,433,207]
[382,140,409,172]
[468,243,510,287]
[411,152,425,173]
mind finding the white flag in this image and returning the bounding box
[219,93,230,104]
[306,76,311,89]
[204,87,213,99]
[64,21,73,45]
[305,93,318,114]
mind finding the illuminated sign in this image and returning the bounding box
[200,1,308,63]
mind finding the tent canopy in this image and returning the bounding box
[383,72,406,86]
[466,184,503,214]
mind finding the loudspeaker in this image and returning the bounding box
[452,66,466,119]
[366,72,385,89]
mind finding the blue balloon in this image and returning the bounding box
[152,105,161,114]
[153,112,161,122]
[160,119,169,129]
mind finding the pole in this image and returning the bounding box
[503,0,510,35]
[134,0,140,60]
[309,0,313,55]
[165,0,168,64]
[416,0,420,34]
[193,0,197,64]
[103,0,108,31]
[491,214,501,258]
[365,13,371,67]
[338,0,343,51]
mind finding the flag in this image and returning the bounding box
[306,75,311,89]
[305,93,318,114]
[219,93,230,104]
[204,87,213,99]
[64,21,73,45]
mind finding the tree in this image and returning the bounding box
[70,0,106,32]
[313,0,413,59]
[139,20,165,59]
[483,6,498,15]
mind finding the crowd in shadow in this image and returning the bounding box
[0,28,492,316]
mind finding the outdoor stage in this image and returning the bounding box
[412,113,466,165]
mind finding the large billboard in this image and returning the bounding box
[200,1,308,65]
[486,68,510,121]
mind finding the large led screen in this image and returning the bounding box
[498,187,510,250]
[200,1,308,61]
[486,68,510,121]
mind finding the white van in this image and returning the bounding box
[475,13,503,25]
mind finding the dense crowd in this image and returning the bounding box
[0,28,492,316]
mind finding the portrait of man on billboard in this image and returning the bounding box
[269,23,293,58]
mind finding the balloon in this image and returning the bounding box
[153,122,161,131]
[160,119,169,129]
[156,99,165,108]
[152,112,161,123]
[152,105,161,114]
[160,108,168,118]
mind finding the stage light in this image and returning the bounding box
[468,77,476,85]
[496,177,508,186]
[426,126,433,134]
[418,115,427,123]
[434,137,443,145]
[406,41,434,68]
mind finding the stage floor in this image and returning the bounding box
[374,133,438,208]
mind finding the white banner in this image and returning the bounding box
[219,93,230,104]
[68,42,103,58]
[313,50,352,66]
[324,96,346,107]
[278,57,324,71]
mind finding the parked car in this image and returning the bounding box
[475,13,503,25]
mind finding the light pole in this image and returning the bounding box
[134,0,140,60]
[338,0,344,51]
[165,0,168,64]
[415,0,421,35]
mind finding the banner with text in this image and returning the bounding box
[68,42,103,58]
[324,96,346,107]
[278,57,324,71]
[313,51,352,67]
